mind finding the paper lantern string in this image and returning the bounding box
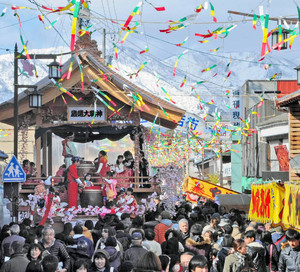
[201,64,217,72]
[51,78,80,101]
[180,75,187,88]
[0,7,7,17]
[70,0,81,51]
[139,47,149,54]
[136,61,148,77]
[176,37,189,47]
[123,1,142,30]
[209,2,217,22]
[173,50,188,76]
[145,0,165,11]
[253,14,257,30]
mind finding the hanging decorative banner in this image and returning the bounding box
[139,47,149,54]
[136,61,148,77]
[248,182,285,224]
[173,50,188,76]
[209,2,217,22]
[112,43,118,59]
[253,14,257,30]
[70,0,81,51]
[0,7,7,17]
[123,1,142,29]
[269,73,278,81]
[176,37,189,46]
[145,0,165,11]
[274,145,289,171]
[201,64,217,72]
[180,75,187,88]
[195,4,203,13]
[261,14,270,57]
[182,176,238,201]
[282,183,300,229]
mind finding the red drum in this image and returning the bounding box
[80,186,102,208]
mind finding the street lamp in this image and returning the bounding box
[295,65,300,85]
[14,43,64,158]
[271,28,289,50]
[48,60,61,80]
[28,88,43,108]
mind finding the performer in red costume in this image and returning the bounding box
[95,150,110,176]
[67,156,84,208]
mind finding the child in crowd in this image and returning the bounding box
[83,173,94,187]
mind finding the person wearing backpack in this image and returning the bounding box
[67,156,84,208]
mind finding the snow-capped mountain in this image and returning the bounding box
[0,44,298,116]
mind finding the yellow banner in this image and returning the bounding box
[248,183,285,224]
[282,183,300,229]
[182,176,239,201]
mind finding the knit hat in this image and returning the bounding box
[93,249,110,261]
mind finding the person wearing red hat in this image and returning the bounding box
[67,156,84,208]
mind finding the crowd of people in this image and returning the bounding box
[0,200,299,272]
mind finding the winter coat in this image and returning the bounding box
[223,253,255,272]
[216,247,231,272]
[124,244,148,265]
[264,243,279,272]
[104,246,121,270]
[278,245,300,272]
[0,253,29,272]
[154,219,173,244]
[232,227,242,240]
[67,248,92,270]
[185,238,212,261]
[39,239,71,270]
[116,231,131,252]
[142,240,162,256]
[246,241,267,272]
[73,234,94,258]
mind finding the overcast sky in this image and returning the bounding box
[0,0,300,61]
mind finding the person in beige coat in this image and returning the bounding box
[223,239,255,272]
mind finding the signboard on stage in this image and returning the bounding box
[2,155,26,183]
[68,106,106,122]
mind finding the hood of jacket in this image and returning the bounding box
[186,238,211,247]
[160,219,173,226]
[247,241,264,249]
[104,246,120,262]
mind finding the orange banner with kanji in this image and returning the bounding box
[182,176,239,202]
[248,182,285,224]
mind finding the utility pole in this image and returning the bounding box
[103,28,106,63]
[13,44,18,157]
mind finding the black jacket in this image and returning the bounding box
[264,243,279,272]
[278,245,300,272]
[39,239,71,270]
[216,247,231,272]
[246,241,267,272]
